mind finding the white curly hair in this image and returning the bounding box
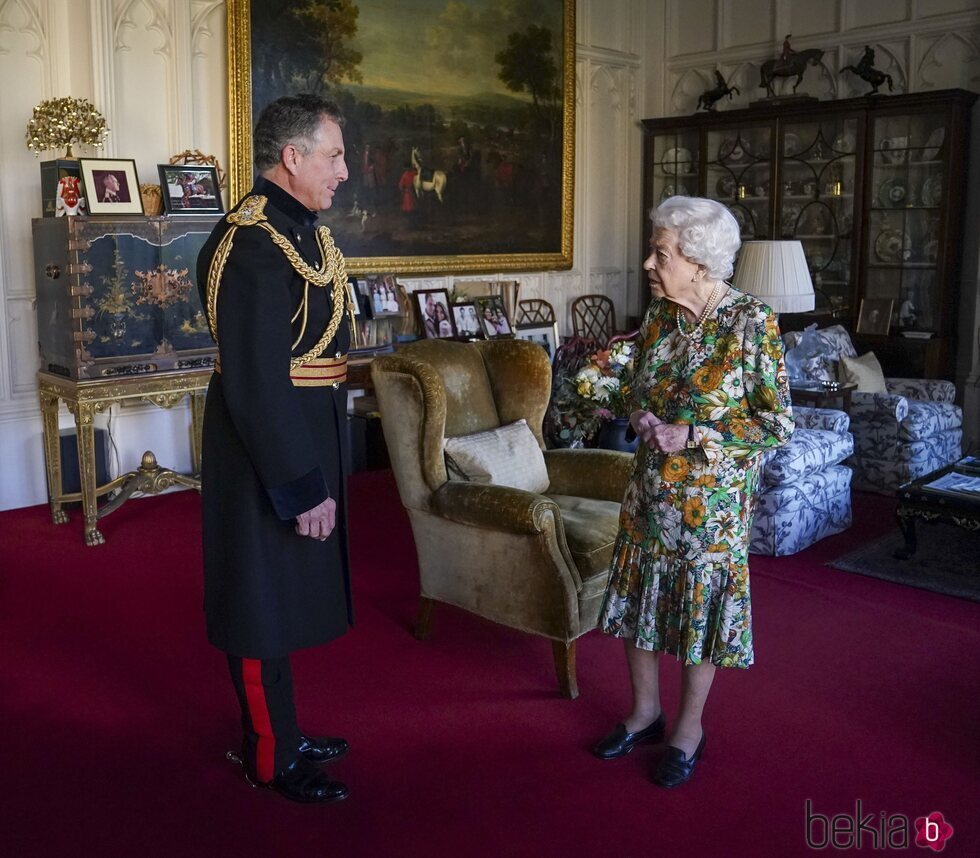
[651,196,741,281]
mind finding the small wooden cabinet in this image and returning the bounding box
[32,214,221,544]
[641,88,977,379]
[32,215,219,380]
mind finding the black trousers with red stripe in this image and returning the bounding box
[227,655,302,782]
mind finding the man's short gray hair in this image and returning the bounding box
[651,196,741,281]
[253,94,345,173]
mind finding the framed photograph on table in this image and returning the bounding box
[225,0,575,274]
[474,295,513,339]
[365,275,402,318]
[516,322,559,358]
[415,288,456,339]
[79,158,143,215]
[451,303,483,340]
[158,164,224,214]
[856,298,893,335]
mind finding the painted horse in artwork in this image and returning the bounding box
[410,147,447,203]
[759,47,824,97]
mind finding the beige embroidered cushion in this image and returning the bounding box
[839,351,887,393]
[444,419,550,494]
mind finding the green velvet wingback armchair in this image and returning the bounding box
[371,338,632,698]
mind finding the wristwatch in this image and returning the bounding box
[686,423,699,449]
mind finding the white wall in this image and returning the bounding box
[2,1,977,511]
[0,0,648,510]
[648,0,980,450]
[0,0,226,511]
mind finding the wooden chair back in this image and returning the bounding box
[517,299,556,325]
[571,294,616,341]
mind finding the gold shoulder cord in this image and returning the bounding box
[205,194,356,371]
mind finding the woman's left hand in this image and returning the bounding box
[645,422,689,453]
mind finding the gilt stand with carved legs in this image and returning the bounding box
[37,370,211,546]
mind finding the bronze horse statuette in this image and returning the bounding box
[698,71,740,112]
[841,46,894,94]
[759,47,824,97]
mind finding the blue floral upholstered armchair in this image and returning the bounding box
[782,325,963,494]
[750,405,854,556]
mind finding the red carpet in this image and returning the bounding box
[1,475,978,857]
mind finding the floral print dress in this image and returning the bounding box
[598,287,793,668]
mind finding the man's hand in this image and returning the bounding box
[629,410,688,453]
[295,497,337,541]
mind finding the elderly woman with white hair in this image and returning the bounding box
[591,196,794,788]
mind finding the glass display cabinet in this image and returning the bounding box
[858,108,956,376]
[641,89,976,378]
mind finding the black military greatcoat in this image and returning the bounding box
[196,177,352,659]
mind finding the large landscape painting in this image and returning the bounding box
[227,0,574,274]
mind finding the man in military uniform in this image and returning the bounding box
[196,94,355,804]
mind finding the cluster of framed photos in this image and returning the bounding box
[345,277,559,358]
[411,288,559,358]
[52,158,224,216]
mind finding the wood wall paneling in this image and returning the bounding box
[723,0,775,50]
[918,0,978,19]
[587,65,627,271]
[112,0,175,169]
[670,0,716,57]
[589,0,629,52]
[787,0,840,38]
[845,0,912,31]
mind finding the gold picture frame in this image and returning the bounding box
[226,0,574,275]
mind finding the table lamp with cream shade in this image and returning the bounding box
[732,240,815,314]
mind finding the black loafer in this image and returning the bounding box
[592,714,666,760]
[298,734,349,765]
[653,732,706,788]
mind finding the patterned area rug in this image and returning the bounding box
[828,524,980,602]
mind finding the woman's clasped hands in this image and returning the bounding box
[629,409,690,453]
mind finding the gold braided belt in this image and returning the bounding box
[212,353,348,388]
[205,194,357,382]
[289,354,348,388]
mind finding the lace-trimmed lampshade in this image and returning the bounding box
[732,240,815,314]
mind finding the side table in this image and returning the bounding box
[789,382,857,411]
[37,369,212,546]
[895,459,980,558]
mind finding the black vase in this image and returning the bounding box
[597,417,639,453]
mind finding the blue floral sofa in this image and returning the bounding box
[782,325,963,493]
[750,406,854,556]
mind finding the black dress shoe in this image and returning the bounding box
[592,714,666,760]
[226,749,349,804]
[234,755,349,804]
[653,732,706,788]
[298,734,349,765]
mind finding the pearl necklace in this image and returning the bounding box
[675,281,722,340]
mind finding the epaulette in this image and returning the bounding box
[226,194,268,226]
